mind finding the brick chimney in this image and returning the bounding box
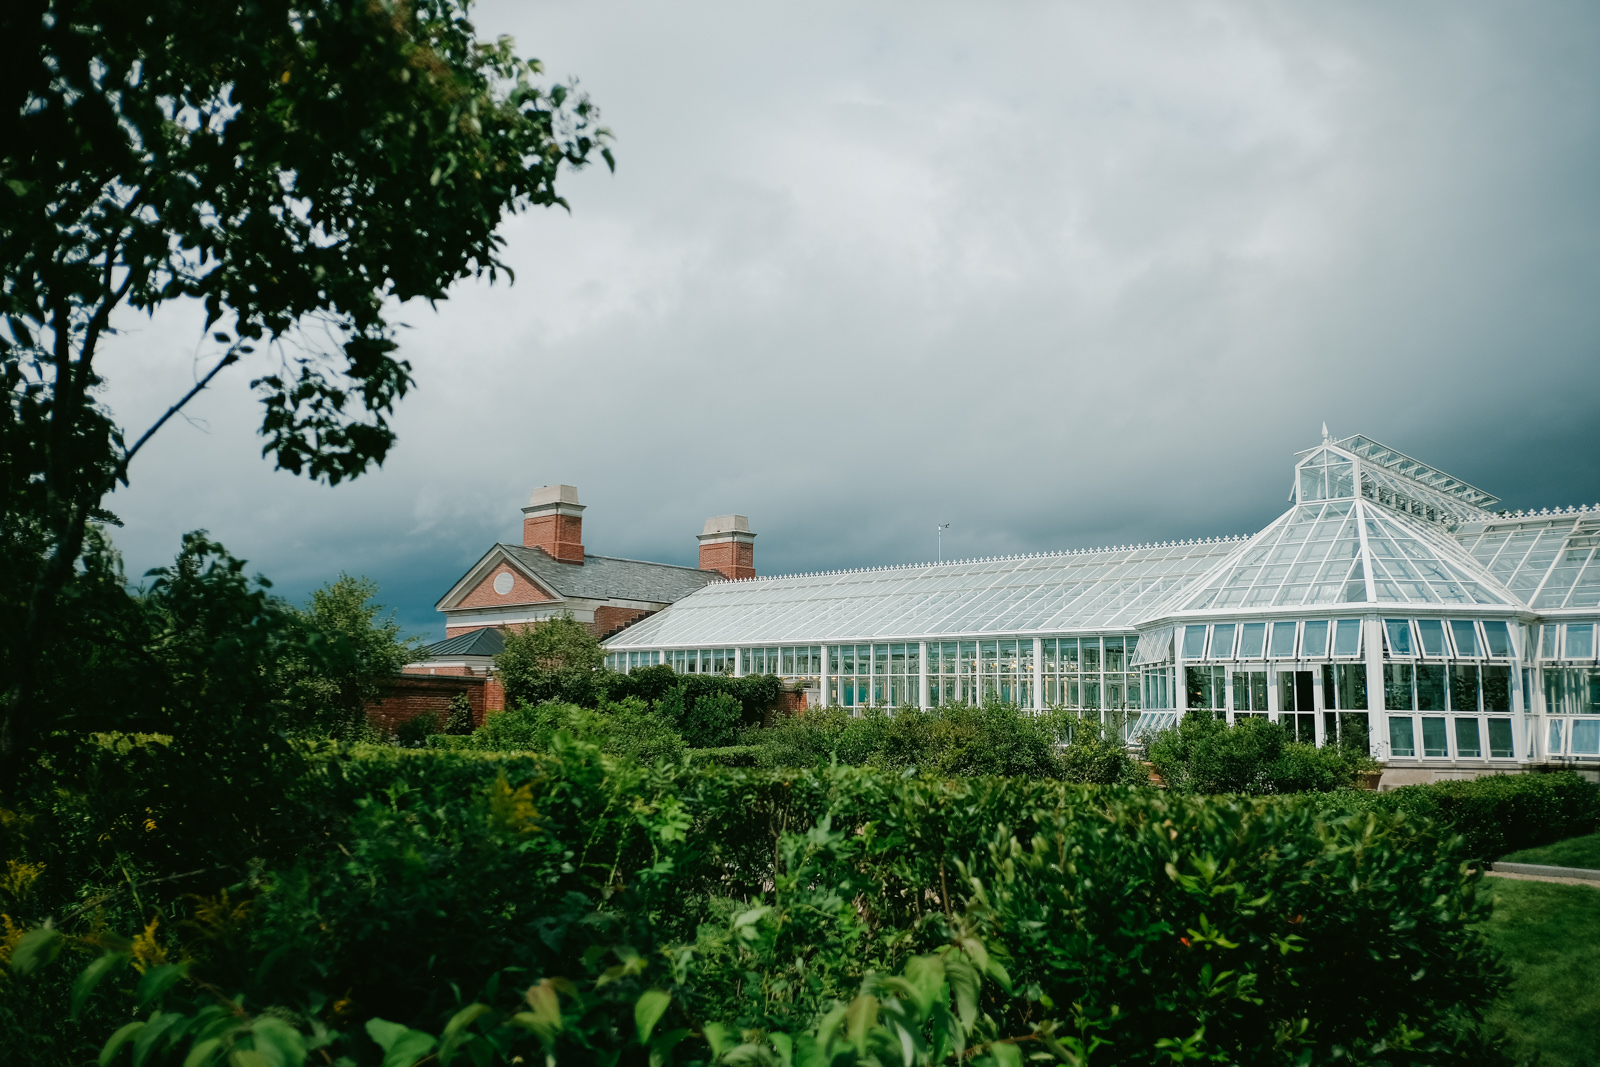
[523,485,585,563]
[698,515,756,579]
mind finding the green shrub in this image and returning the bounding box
[690,745,762,767]
[681,691,742,748]
[741,702,1076,778]
[30,742,1510,1065]
[443,693,475,735]
[1341,769,1600,861]
[444,698,687,765]
[1148,712,1374,794]
[1054,712,1146,784]
[394,711,440,748]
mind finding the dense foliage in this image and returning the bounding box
[1147,712,1377,794]
[7,739,1513,1065]
[735,704,1145,783]
[0,0,609,775]
[1345,769,1600,862]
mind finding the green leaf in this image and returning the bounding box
[439,1003,491,1065]
[845,994,878,1057]
[99,1021,146,1067]
[634,989,671,1045]
[10,927,65,976]
[180,1037,224,1067]
[134,963,188,1012]
[249,1017,309,1067]
[73,952,131,1018]
[365,1019,407,1051]
[382,1032,437,1067]
[986,1042,1023,1067]
[703,1021,734,1060]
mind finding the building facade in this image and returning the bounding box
[602,435,1600,778]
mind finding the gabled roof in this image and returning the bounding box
[602,538,1246,649]
[437,543,723,611]
[1333,434,1500,510]
[419,627,506,657]
[1153,497,1520,617]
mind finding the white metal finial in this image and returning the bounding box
[1321,421,1330,443]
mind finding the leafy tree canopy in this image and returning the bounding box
[0,0,609,770]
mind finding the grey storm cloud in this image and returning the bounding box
[98,0,1600,641]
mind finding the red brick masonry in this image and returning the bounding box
[367,673,506,734]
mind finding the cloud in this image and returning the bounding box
[97,0,1600,640]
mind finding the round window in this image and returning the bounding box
[493,572,514,595]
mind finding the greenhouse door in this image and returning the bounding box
[1282,670,1315,744]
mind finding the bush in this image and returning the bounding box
[1055,712,1147,784]
[1148,712,1374,794]
[24,742,1510,1065]
[740,701,1077,778]
[680,690,742,748]
[1342,769,1600,861]
[443,693,475,735]
[442,698,687,765]
[394,711,439,748]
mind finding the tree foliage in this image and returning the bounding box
[1146,713,1376,795]
[0,0,610,773]
[277,574,416,739]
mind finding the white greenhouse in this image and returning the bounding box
[603,434,1600,778]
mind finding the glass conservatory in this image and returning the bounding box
[603,433,1600,771]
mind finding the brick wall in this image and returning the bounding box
[698,539,755,580]
[367,674,490,734]
[456,563,555,610]
[593,605,655,639]
[524,513,585,562]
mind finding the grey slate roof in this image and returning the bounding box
[421,627,506,657]
[499,544,723,605]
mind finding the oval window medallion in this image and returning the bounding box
[493,572,514,595]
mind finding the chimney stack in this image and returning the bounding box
[523,485,585,563]
[698,515,756,579]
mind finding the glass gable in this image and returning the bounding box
[1178,502,1365,610]
[1297,448,1356,503]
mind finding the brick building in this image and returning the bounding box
[399,485,755,693]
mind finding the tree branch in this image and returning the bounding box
[117,350,240,483]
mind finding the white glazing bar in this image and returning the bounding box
[819,644,830,708]
[733,647,744,678]
[1364,615,1386,760]
[919,640,929,710]
[1033,637,1044,711]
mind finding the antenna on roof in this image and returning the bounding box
[1321,421,1331,443]
[937,523,950,562]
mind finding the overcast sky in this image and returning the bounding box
[100,0,1600,642]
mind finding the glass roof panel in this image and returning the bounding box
[1173,502,1364,611]
[604,538,1247,648]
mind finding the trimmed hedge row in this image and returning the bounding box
[148,739,1508,1064]
[1339,769,1600,861]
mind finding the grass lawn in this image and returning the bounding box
[1499,831,1600,871]
[1479,876,1600,1066]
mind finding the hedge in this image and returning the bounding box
[28,737,1510,1065]
[1338,769,1600,861]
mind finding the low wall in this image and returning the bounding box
[368,674,495,734]
[1379,762,1600,790]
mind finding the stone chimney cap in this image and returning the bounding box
[701,514,751,536]
[528,484,582,508]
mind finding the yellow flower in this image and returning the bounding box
[0,914,24,969]
[130,915,170,973]
[183,890,252,943]
[0,860,44,901]
[489,772,540,835]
